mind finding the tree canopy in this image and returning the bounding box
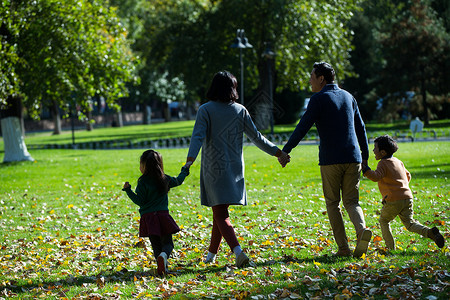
[344,0,450,122]
[126,0,361,103]
[0,0,138,118]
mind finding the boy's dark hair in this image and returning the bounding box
[313,62,335,84]
[140,149,169,193]
[374,135,399,156]
[206,70,239,103]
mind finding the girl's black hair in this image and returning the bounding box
[140,150,168,193]
[374,135,399,156]
[205,71,239,103]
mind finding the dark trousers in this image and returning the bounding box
[149,234,174,259]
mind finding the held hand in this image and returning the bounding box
[278,151,291,168]
[123,182,131,189]
[184,161,193,168]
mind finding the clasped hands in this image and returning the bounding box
[278,151,291,168]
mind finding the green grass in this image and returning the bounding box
[0,141,449,299]
[1,119,449,152]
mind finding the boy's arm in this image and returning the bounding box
[363,161,386,182]
[167,166,190,188]
[405,166,411,182]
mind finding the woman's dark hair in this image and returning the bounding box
[313,62,335,84]
[374,135,399,156]
[206,71,239,103]
[140,150,168,193]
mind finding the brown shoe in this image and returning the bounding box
[335,248,352,257]
[354,229,372,258]
[428,227,445,248]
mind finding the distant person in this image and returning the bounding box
[280,61,371,258]
[122,150,191,276]
[409,117,423,141]
[186,71,290,268]
[363,135,445,250]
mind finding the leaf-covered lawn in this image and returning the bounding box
[1,142,449,299]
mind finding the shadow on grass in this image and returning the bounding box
[0,160,35,168]
[3,248,444,296]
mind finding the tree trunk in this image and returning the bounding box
[86,110,93,131]
[116,110,123,127]
[251,56,274,130]
[143,103,151,125]
[420,76,429,125]
[0,96,34,162]
[163,102,171,122]
[51,100,62,135]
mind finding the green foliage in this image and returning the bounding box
[0,0,138,118]
[344,0,450,122]
[126,0,362,105]
[0,142,449,298]
[378,0,450,93]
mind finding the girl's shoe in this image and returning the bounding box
[157,252,168,276]
[235,252,249,268]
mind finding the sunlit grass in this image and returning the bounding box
[0,142,449,298]
[0,119,448,152]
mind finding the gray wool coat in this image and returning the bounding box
[187,101,279,207]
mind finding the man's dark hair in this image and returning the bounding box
[206,71,239,103]
[313,62,335,84]
[374,135,399,156]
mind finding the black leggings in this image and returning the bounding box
[148,234,174,259]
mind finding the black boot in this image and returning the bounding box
[428,227,445,248]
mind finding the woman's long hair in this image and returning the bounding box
[140,150,169,193]
[206,70,239,103]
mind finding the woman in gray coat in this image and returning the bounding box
[186,71,289,267]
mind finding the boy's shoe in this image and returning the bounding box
[157,252,168,276]
[428,227,445,248]
[354,229,372,258]
[335,248,352,257]
[235,252,249,268]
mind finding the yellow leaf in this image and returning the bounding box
[49,209,55,214]
[67,204,74,209]
[313,260,321,267]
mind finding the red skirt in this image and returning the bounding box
[139,211,180,237]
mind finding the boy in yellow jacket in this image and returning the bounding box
[362,135,444,250]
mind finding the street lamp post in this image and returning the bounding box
[231,29,252,106]
[262,43,275,134]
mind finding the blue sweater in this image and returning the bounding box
[282,84,369,165]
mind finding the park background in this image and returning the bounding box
[1,0,449,299]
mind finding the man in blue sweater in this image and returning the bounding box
[281,62,371,258]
